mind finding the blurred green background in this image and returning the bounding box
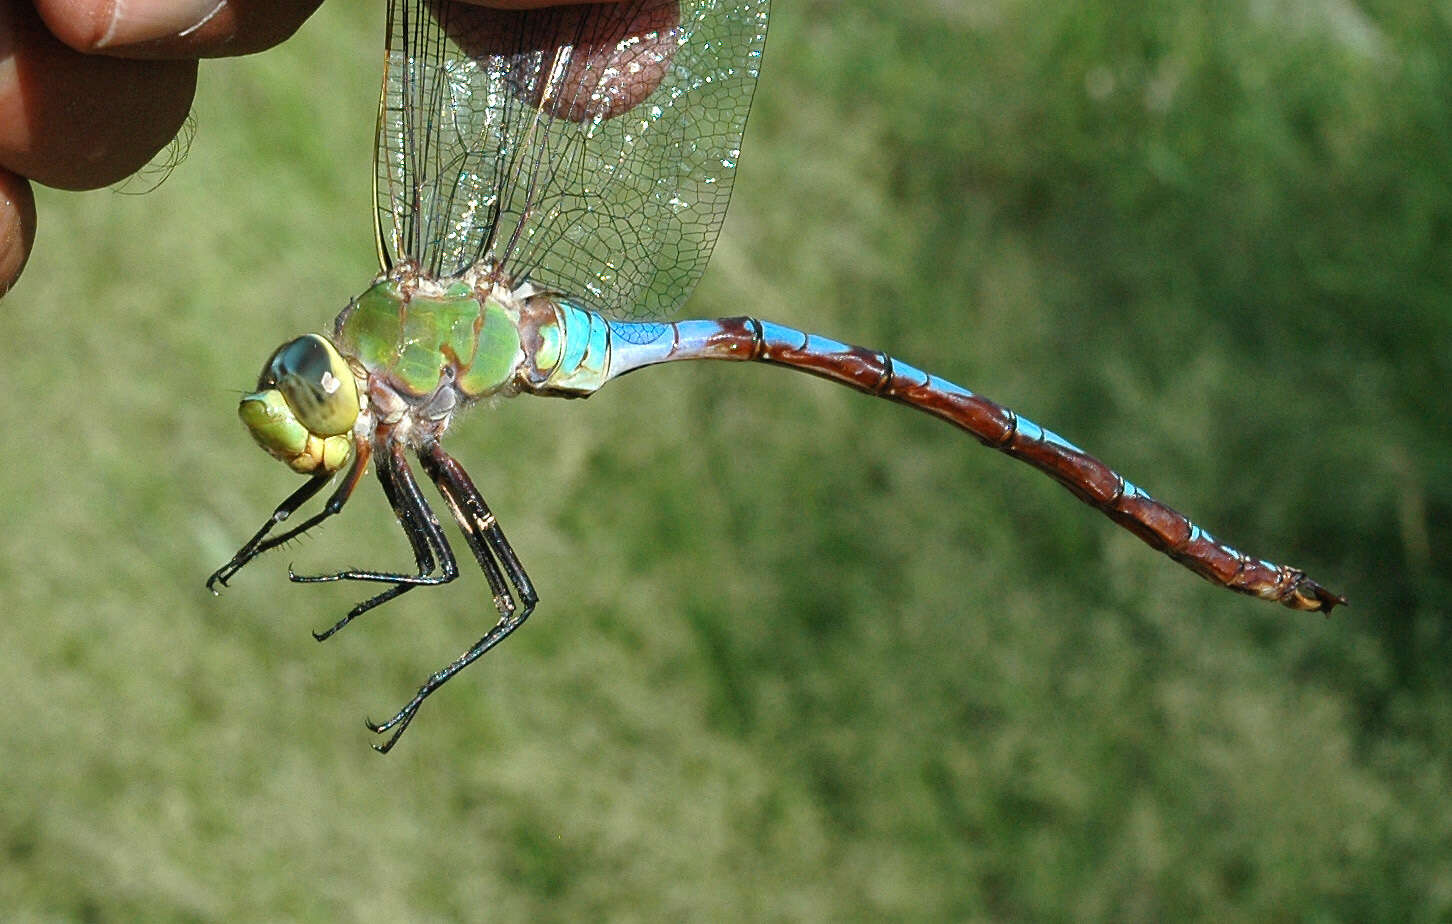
[3,0,1449,918]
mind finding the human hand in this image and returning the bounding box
[0,0,627,298]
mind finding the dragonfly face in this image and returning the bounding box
[239,333,360,475]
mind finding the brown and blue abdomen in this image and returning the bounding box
[333,279,522,401]
[596,315,1343,613]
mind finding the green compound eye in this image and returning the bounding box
[238,334,360,475]
[257,334,359,438]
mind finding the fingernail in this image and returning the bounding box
[0,170,36,300]
[93,0,229,50]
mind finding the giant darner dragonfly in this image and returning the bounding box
[208,0,1344,752]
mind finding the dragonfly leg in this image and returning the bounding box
[299,439,460,641]
[364,441,539,754]
[420,442,538,607]
[206,442,372,592]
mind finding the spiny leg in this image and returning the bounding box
[294,439,460,640]
[206,442,372,591]
[365,441,538,754]
[421,442,538,611]
[307,442,439,640]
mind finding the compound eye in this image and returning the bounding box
[258,334,359,437]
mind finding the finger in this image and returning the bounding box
[0,2,196,189]
[458,1,625,7]
[32,0,620,60]
[33,0,324,59]
[0,167,36,298]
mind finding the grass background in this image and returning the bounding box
[3,0,1450,918]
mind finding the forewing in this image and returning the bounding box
[374,0,768,320]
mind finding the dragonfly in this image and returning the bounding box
[208,0,1344,753]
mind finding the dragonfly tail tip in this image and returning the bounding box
[1289,577,1346,614]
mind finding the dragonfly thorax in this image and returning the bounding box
[333,271,528,400]
[329,268,607,443]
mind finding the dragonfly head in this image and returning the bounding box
[239,334,360,475]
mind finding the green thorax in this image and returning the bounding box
[333,278,523,400]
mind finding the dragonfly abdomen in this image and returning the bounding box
[593,315,1343,613]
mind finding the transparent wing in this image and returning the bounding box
[374,0,768,320]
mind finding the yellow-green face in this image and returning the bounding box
[239,334,360,475]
